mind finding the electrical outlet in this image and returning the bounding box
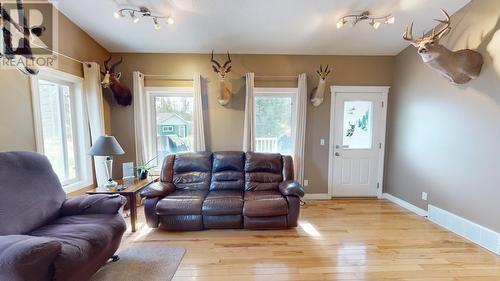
[304,180,309,186]
[422,192,428,201]
[320,139,325,146]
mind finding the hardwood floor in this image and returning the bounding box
[122,199,500,280]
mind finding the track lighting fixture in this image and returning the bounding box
[337,11,394,30]
[113,7,173,29]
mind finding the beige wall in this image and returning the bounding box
[0,7,110,152]
[385,0,500,231]
[109,53,394,194]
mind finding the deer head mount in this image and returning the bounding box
[101,56,132,106]
[310,64,331,107]
[0,0,45,75]
[403,9,483,84]
[211,50,232,106]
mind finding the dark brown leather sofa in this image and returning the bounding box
[141,151,305,230]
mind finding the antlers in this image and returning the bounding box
[317,64,331,75]
[403,9,451,44]
[211,50,232,74]
[101,56,123,75]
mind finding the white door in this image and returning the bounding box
[329,86,389,198]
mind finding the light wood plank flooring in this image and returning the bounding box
[122,199,500,280]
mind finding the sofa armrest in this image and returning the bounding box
[279,180,305,198]
[140,182,176,199]
[60,194,127,216]
[0,235,61,281]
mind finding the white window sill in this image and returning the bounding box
[63,180,93,194]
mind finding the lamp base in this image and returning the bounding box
[104,180,118,189]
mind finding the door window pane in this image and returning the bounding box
[255,96,294,155]
[154,96,194,165]
[342,101,373,149]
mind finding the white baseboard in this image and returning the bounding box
[382,193,428,217]
[428,205,500,255]
[304,193,331,200]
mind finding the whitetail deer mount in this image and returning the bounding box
[310,64,331,107]
[211,51,232,106]
[101,56,132,106]
[403,9,483,84]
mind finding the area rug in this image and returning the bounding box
[91,245,185,281]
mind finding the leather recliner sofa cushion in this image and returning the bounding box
[156,190,208,215]
[243,190,288,217]
[244,152,283,191]
[173,152,212,191]
[210,152,245,191]
[202,190,244,216]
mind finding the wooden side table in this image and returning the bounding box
[87,177,158,232]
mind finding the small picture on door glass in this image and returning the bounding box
[342,101,373,149]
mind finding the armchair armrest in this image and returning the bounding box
[279,180,305,198]
[140,182,176,199]
[0,235,61,281]
[60,194,126,216]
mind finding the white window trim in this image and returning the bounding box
[253,87,298,155]
[30,68,93,193]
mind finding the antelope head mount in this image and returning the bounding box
[403,9,483,84]
[310,64,331,107]
[101,56,132,106]
[211,50,232,106]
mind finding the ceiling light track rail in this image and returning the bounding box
[113,7,173,29]
[337,11,394,29]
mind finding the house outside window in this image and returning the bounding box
[146,88,194,166]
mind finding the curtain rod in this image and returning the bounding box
[143,74,194,81]
[244,75,299,80]
[30,41,85,64]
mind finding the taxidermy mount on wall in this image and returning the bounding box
[403,9,483,84]
[0,0,45,75]
[310,64,331,107]
[210,50,232,106]
[101,56,132,106]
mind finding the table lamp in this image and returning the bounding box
[88,135,125,188]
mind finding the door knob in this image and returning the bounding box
[335,152,341,157]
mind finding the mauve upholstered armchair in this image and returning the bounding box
[0,151,127,281]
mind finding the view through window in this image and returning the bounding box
[254,89,297,155]
[38,79,78,185]
[153,93,194,166]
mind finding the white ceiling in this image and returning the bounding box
[53,0,470,55]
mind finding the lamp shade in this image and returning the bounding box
[88,135,125,156]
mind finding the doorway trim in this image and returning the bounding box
[328,86,390,199]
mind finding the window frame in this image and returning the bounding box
[253,87,298,155]
[30,68,92,193]
[144,87,194,168]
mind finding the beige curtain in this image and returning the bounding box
[192,72,206,151]
[294,73,307,184]
[133,71,154,165]
[242,72,255,152]
[83,62,107,187]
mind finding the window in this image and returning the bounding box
[162,125,174,133]
[146,88,194,166]
[342,101,373,149]
[254,88,297,155]
[31,69,92,192]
